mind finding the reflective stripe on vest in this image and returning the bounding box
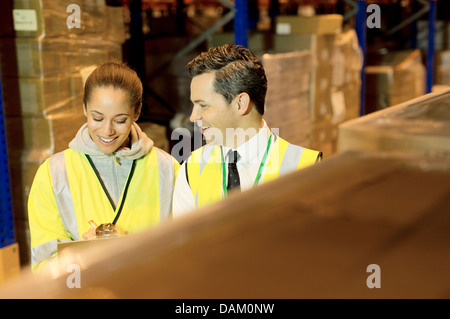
[30,147,177,267]
[186,135,321,208]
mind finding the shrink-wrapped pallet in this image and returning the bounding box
[262,50,312,147]
[338,88,450,156]
[2,151,450,298]
[365,50,425,113]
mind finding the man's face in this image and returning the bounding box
[189,72,239,145]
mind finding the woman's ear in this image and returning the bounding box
[83,104,88,117]
[236,92,251,115]
[134,108,141,122]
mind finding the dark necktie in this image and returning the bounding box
[227,150,240,192]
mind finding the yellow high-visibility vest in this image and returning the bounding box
[28,147,179,272]
[186,135,321,209]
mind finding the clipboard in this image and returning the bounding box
[57,236,123,255]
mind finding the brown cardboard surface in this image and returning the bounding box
[0,243,21,285]
[275,15,343,35]
[365,50,425,113]
[2,151,450,298]
[339,88,450,156]
[263,51,312,147]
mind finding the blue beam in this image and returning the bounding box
[355,0,366,116]
[0,76,15,248]
[426,0,437,93]
[234,0,249,47]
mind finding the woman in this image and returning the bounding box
[28,60,180,272]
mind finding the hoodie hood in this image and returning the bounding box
[69,122,154,161]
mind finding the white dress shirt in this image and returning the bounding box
[172,120,274,217]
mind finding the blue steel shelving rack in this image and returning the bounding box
[426,0,437,93]
[0,75,15,249]
[233,0,438,114]
[234,0,249,47]
[348,0,437,115]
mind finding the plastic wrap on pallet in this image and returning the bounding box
[3,151,450,298]
[338,88,450,156]
[11,0,106,38]
[365,50,426,113]
[1,75,72,117]
[435,50,450,86]
[262,50,312,147]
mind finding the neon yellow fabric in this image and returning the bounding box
[28,147,179,272]
[186,146,223,207]
[263,136,291,184]
[28,160,71,272]
[187,136,320,209]
[65,148,161,234]
[297,148,321,170]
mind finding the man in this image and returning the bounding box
[172,44,321,217]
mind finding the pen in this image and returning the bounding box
[87,218,98,228]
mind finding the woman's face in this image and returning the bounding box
[84,86,138,154]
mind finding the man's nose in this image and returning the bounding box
[189,105,202,123]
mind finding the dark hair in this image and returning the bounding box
[83,59,143,116]
[186,44,267,115]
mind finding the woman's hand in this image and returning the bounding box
[82,227,97,240]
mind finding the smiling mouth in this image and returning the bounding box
[201,125,211,133]
[99,136,118,144]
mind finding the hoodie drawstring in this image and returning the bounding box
[113,154,120,166]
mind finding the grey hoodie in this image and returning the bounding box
[68,122,154,206]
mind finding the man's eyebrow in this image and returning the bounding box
[193,99,205,103]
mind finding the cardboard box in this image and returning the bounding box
[417,20,450,51]
[0,243,21,285]
[11,0,107,38]
[365,50,425,113]
[208,31,273,52]
[275,14,343,35]
[263,51,312,147]
[1,75,73,117]
[0,38,68,77]
[338,87,450,156]
[310,119,338,158]
[66,38,122,73]
[104,4,127,44]
[4,96,85,153]
[4,151,450,298]
[208,29,361,157]
[435,50,450,85]
[58,236,124,255]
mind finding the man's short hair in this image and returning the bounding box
[187,44,267,115]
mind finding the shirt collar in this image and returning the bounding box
[222,120,272,164]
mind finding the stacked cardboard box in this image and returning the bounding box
[208,15,362,157]
[0,243,20,285]
[435,51,450,86]
[365,50,425,114]
[275,14,343,35]
[262,50,313,147]
[273,28,362,157]
[4,151,450,298]
[417,20,450,52]
[0,0,126,266]
[338,88,450,156]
